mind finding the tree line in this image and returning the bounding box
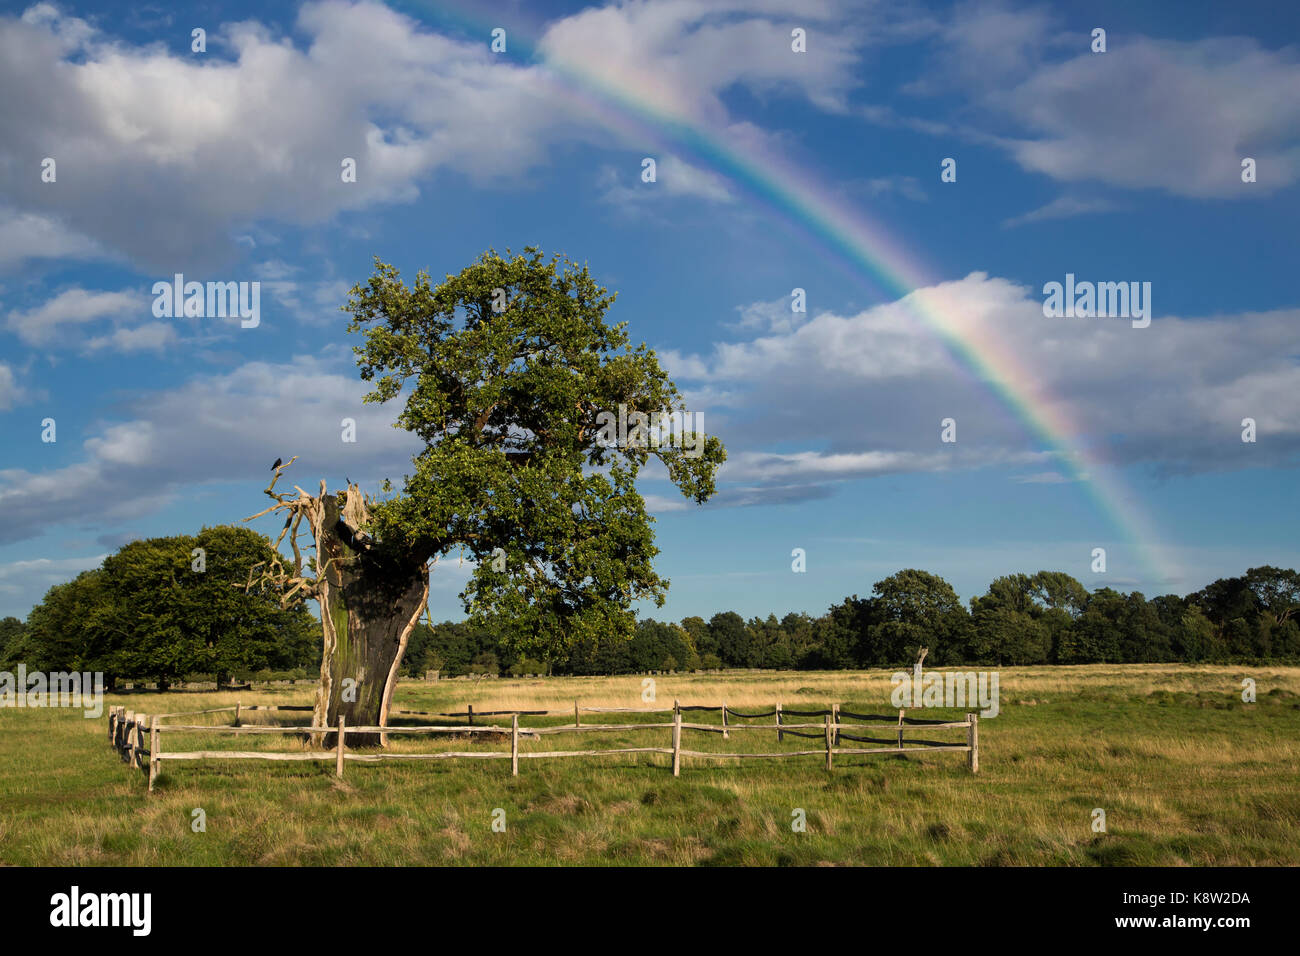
[407,566,1300,676]
[2,529,1296,683]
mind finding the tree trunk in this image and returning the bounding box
[310,487,429,749]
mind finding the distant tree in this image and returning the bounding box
[679,616,713,658]
[1116,591,1174,663]
[762,639,794,670]
[1174,605,1222,662]
[0,617,23,662]
[869,570,968,666]
[811,596,870,668]
[708,611,750,666]
[1027,571,1088,617]
[968,603,1049,665]
[102,527,317,687]
[1190,576,1258,628]
[18,571,113,677]
[1243,567,1300,630]
[1061,588,1126,663]
[628,619,697,671]
[18,528,315,688]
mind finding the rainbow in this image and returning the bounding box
[398,2,1180,589]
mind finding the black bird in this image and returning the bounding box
[271,457,282,470]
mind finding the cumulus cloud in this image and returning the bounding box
[538,0,871,122]
[0,1,600,270]
[0,0,926,272]
[0,209,106,268]
[916,6,1300,197]
[729,294,808,335]
[0,352,423,546]
[596,155,735,207]
[659,273,1300,505]
[5,287,147,346]
[0,553,108,603]
[0,361,23,409]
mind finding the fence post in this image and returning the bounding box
[721,700,728,740]
[125,710,135,764]
[234,699,241,727]
[832,703,840,746]
[511,713,519,777]
[671,701,681,777]
[967,712,979,773]
[108,706,116,743]
[897,708,905,750]
[134,714,147,770]
[776,702,782,743]
[336,715,346,778]
[824,713,833,771]
[129,713,140,769]
[467,703,473,727]
[574,700,580,728]
[148,716,160,793]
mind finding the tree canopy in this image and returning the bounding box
[9,527,317,686]
[343,247,725,661]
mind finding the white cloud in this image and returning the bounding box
[83,320,177,353]
[730,294,807,334]
[6,287,146,346]
[538,0,868,123]
[0,361,23,409]
[851,175,929,202]
[0,351,423,546]
[1002,37,1300,197]
[0,553,107,599]
[598,155,736,206]
[0,1,602,270]
[1011,470,1072,484]
[0,209,105,268]
[1001,195,1120,228]
[919,7,1300,198]
[661,272,1300,502]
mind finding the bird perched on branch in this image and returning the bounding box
[272,457,282,470]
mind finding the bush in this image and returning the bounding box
[509,657,547,677]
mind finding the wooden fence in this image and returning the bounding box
[106,700,979,793]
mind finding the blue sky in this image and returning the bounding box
[0,0,1297,623]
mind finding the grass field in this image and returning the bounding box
[2,664,1298,866]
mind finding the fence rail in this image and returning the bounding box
[106,699,979,793]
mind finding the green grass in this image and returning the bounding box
[2,664,1298,865]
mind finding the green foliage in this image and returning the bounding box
[344,248,725,662]
[0,617,23,662]
[449,565,1300,674]
[863,569,970,666]
[16,527,317,684]
[15,571,110,673]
